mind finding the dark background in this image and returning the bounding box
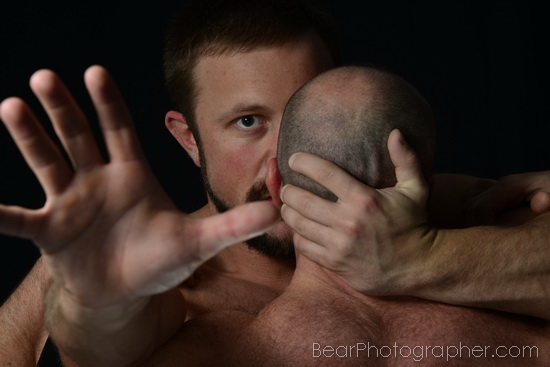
[0,1,548,365]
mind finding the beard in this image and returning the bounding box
[198,150,295,260]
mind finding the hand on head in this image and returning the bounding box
[277,66,436,295]
[281,129,433,295]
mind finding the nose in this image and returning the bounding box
[266,157,283,210]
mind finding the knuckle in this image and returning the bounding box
[355,192,377,213]
[336,205,367,234]
[332,238,352,258]
[341,219,361,238]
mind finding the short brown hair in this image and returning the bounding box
[163,0,340,140]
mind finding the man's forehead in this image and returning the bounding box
[192,36,333,121]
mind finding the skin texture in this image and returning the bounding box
[277,68,550,320]
[0,258,49,366]
[0,35,332,366]
[139,67,550,366]
[0,66,281,367]
[1,35,550,367]
[166,33,333,244]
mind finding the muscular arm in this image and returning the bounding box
[0,258,49,366]
[420,212,550,320]
[419,172,550,318]
[280,130,550,319]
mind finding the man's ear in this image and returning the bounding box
[165,111,201,167]
[266,157,283,209]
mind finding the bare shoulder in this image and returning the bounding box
[241,287,381,367]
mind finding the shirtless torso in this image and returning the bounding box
[56,205,548,366]
[245,258,549,366]
[134,209,550,367]
[146,260,549,366]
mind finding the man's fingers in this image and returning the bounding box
[0,204,41,239]
[280,184,336,228]
[280,203,332,247]
[531,191,550,214]
[197,201,280,256]
[30,69,103,169]
[0,97,73,195]
[464,185,519,226]
[288,152,373,201]
[292,233,328,268]
[387,129,427,200]
[84,65,145,162]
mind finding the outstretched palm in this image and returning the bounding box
[0,66,278,309]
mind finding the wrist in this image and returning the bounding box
[389,225,442,297]
[45,282,151,335]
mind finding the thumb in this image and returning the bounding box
[387,129,428,201]
[197,201,280,257]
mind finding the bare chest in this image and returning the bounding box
[251,292,550,367]
[140,278,550,367]
[141,276,277,367]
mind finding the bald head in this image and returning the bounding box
[277,66,436,201]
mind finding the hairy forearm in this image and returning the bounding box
[413,212,550,320]
[45,285,186,367]
[0,257,50,366]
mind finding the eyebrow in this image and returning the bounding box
[216,103,272,122]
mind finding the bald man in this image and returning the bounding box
[163,66,549,366]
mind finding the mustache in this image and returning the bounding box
[245,181,270,203]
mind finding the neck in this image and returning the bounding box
[195,204,295,293]
[291,254,366,299]
[213,244,295,285]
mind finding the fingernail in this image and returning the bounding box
[280,184,287,202]
[288,153,299,168]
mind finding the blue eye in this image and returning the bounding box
[236,115,261,129]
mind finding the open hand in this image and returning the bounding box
[0,66,279,310]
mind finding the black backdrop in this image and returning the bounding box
[1,1,548,364]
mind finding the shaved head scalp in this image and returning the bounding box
[277,66,436,201]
